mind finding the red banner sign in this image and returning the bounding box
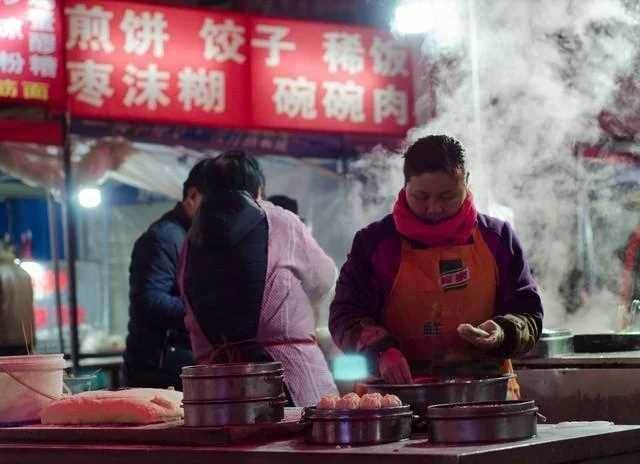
[249,17,413,134]
[65,0,413,135]
[65,0,250,127]
[0,0,65,109]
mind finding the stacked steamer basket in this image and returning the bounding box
[302,406,413,445]
[302,393,413,445]
[426,400,543,443]
[358,375,513,421]
[181,362,286,427]
[359,375,542,443]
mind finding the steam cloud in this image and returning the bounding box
[350,0,639,331]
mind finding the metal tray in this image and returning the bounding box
[302,406,413,445]
[359,375,512,419]
[572,333,640,353]
[183,395,286,427]
[426,400,540,443]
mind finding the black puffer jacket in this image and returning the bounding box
[125,204,193,384]
[184,190,270,361]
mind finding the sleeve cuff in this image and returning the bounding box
[360,336,400,375]
[490,315,523,358]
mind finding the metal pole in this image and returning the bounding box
[62,113,80,371]
[46,193,65,354]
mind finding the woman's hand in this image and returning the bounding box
[457,320,504,351]
[379,347,413,384]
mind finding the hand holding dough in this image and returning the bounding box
[457,323,490,338]
[457,320,504,351]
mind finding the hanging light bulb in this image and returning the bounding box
[77,187,102,208]
[392,0,464,48]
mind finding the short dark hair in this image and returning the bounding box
[268,195,298,215]
[183,158,211,199]
[403,135,466,183]
[204,150,265,199]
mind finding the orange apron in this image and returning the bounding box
[384,228,519,397]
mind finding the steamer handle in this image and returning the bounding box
[300,407,313,424]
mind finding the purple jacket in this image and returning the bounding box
[329,213,543,359]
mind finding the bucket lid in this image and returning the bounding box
[426,400,537,419]
[0,353,65,371]
[181,362,283,377]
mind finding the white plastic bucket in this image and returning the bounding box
[0,354,64,425]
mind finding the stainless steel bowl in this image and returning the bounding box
[359,375,512,418]
[181,363,284,401]
[183,395,287,427]
[426,400,539,443]
[523,329,574,358]
[302,406,413,445]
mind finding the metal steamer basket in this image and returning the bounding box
[181,362,285,427]
[359,375,512,419]
[426,400,541,443]
[302,406,413,445]
[181,362,284,401]
[183,395,287,427]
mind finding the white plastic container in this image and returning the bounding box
[0,354,64,425]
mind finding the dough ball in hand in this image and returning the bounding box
[381,394,402,408]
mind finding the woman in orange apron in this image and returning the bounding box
[330,135,544,399]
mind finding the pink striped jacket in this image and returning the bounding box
[180,200,338,406]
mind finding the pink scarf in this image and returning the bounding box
[392,188,477,247]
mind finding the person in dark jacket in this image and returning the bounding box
[329,135,544,397]
[124,159,209,389]
[182,151,269,363]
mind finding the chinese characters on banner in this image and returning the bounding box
[0,0,65,109]
[249,17,412,134]
[65,0,412,135]
[64,0,250,127]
